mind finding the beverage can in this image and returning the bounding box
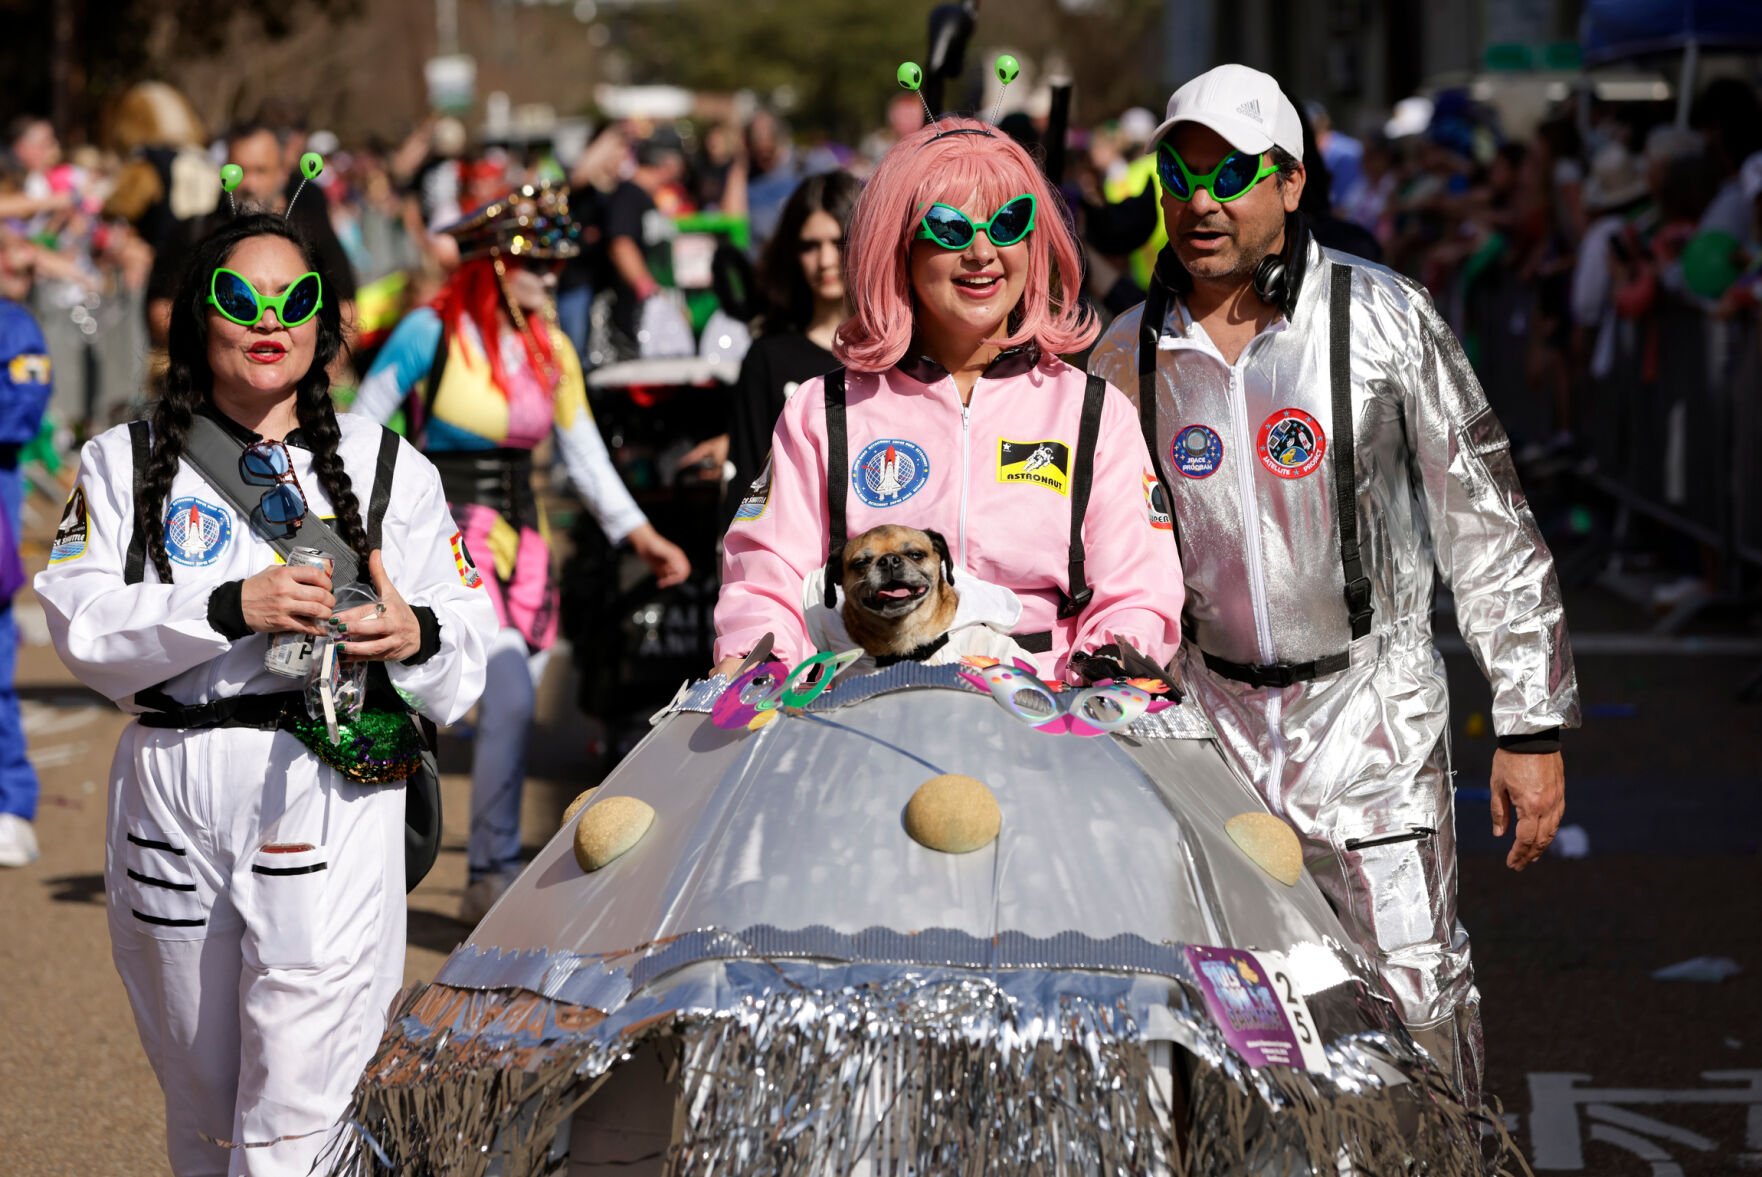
[263,547,335,678]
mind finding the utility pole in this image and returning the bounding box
[51,0,78,142]
[437,0,460,55]
[1165,0,1215,94]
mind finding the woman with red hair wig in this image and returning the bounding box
[354,186,690,923]
[713,120,1184,681]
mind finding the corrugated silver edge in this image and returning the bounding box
[437,923,1301,1012]
[670,665,1215,738]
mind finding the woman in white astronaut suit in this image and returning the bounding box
[35,213,497,1176]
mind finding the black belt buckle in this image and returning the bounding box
[1245,662,1301,689]
[1344,575,1374,625]
[1201,650,1328,689]
[1056,587,1094,620]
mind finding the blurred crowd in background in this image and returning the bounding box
[4,67,1762,604]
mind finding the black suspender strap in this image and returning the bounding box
[1137,272,1180,555]
[182,416,363,585]
[1328,264,1373,639]
[363,427,402,707]
[366,427,400,550]
[125,420,151,585]
[1057,374,1106,618]
[821,368,849,609]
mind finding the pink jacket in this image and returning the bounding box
[715,351,1185,678]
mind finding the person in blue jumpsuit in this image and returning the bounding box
[0,290,52,866]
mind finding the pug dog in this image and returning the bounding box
[828,525,960,661]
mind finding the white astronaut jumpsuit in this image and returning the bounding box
[35,413,497,1175]
[1089,238,1580,1102]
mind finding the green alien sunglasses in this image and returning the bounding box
[208,268,325,328]
[915,193,1038,250]
[1157,145,1281,204]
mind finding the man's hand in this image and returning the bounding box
[337,551,423,663]
[627,522,691,588]
[677,434,730,482]
[241,561,333,634]
[1490,749,1565,871]
[709,655,744,679]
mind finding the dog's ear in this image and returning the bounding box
[823,540,844,609]
[925,529,955,586]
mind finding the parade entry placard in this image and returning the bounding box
[1184,945,1330,1073]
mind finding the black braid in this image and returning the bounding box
[297,384,371,576]
[140,392,194,583]
[147,213,350,580]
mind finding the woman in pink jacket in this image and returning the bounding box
[713,117,1183,680]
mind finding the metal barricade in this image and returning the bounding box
[1461,258,1760,666]
[31,282,148,432]
[1580,297,1760,602]
[1732,317,1762,572]
[1462,263,1555,448]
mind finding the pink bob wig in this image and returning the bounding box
[834,117,1097,372]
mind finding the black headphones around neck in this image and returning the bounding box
[1251,251,1290,307]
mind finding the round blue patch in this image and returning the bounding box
[1170,424,1224,479]
[851,438,930,508]
[164,496,233,567]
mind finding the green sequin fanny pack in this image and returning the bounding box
[281,704,425,785]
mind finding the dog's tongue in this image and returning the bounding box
[877,587,915,600]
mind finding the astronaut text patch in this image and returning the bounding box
[996,439,1071,496]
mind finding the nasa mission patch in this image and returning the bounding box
[164,496,234,567]
[733,456,772,523]
[1256,407,1326,480]
[1170,424,1224,479]
[1142,471,1172,530]
[996,438,1072,495]
[450,530,484,589]
[49,487,89,564]
[852,438,929,508]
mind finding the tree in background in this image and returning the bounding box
[621,0,1166,144]
[1,0,1169,151]
[0,0,360,144]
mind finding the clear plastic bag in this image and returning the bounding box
[305,582,377,739]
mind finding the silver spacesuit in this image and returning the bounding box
[1089,236,1580,1099]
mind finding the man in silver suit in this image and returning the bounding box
[1088,64,1580,1105]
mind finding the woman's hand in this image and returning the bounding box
[241,561,334,635]
[677,434,730,482]
[336,551,423,663]
[627,522,692,588]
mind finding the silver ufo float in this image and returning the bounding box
[324,662,1516,1176]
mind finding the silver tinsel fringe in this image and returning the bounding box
[321,964,1527,1177]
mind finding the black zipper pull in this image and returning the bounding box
[1343,826,1435,852]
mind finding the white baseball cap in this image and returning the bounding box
[1150,64,1304,163]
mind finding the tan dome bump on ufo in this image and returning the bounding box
[903,774,1002,854]
[561,787,598,828]
[574,796,656,872]
[1225,812,1302,886]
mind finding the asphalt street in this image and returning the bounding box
[2,503,1757,1175]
